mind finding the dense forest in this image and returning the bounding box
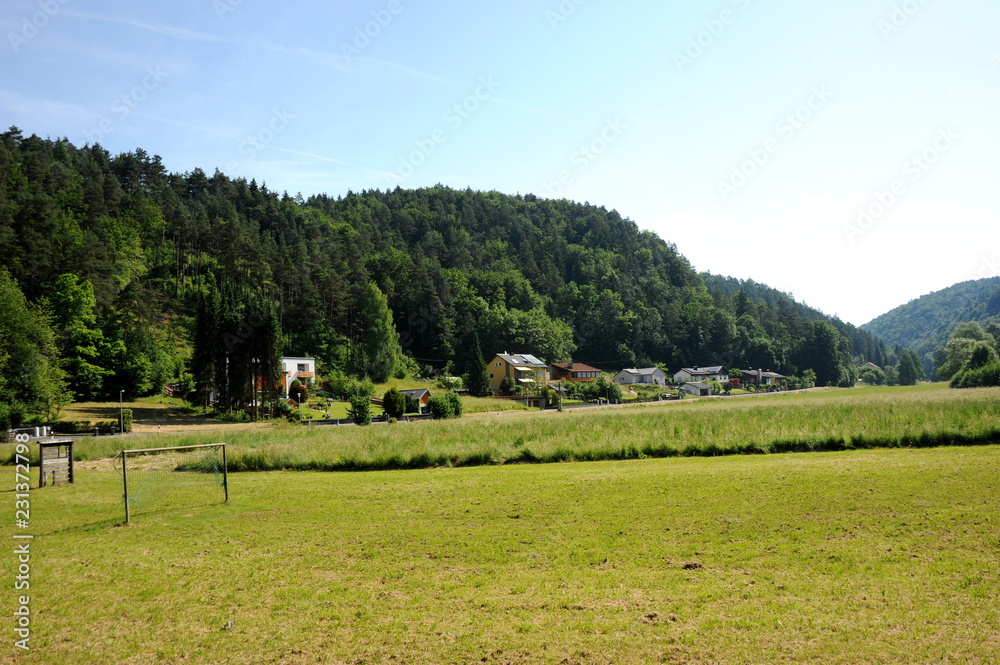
[861,277,1000,377]
[0,129,894,424]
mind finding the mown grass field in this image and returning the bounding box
[3,444,999,664]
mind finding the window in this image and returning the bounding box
[297,364,308,372]
[495,361,502,367]
[489,373,494,379]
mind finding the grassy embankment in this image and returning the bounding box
[4,444,998,663]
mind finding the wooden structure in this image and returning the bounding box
[39,439,74,487]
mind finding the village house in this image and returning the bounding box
[733,369,787,388]
[615,367,667,386]
[487,353,548,393]
[280,357,316,395]
[673,366,729,384]
[400,388,432,414]
[549,361,602,382]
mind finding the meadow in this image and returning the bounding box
[37,384,1000,473]
[3,445,998,663]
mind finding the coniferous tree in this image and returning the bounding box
[463,333,491,397]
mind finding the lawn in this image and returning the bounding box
[4,446,998,663]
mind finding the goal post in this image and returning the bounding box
[117,443,228,523]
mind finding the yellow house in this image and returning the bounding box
[488,353,548,393]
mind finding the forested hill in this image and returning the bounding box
[861,277,1000,372]
[0,130,889,416]
[701,273,890,369]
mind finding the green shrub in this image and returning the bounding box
[445,391,462,417]
[349,394,372,426]
[383,388,406,419]
[122,408,133,433]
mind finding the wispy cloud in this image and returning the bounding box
[278,46,458,86]
[134,112,399,179]
[62,10,229,43]
[62,11,454,87]
[0,89,99,127]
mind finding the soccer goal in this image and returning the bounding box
[115,443,229,523]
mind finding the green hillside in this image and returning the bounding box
[861,278,1000,374]
[0,129,892,424]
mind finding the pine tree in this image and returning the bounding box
[463,333,491,396]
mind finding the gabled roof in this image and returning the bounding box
[618,367,663,375]
[496,353,547,368]
[684,382,712,389]
[679,366,725,375]
[400,389,431,399]
[737,369,787,379]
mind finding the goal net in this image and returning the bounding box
[115,443,229,523]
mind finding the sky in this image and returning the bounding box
[2,0,998,325]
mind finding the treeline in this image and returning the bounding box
[933,322,1000,388]
[861,277,1000,377]
[0,129,894,423]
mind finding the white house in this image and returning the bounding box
[615,367,667,386]
[281,357,316,395]
[673,366,728,385]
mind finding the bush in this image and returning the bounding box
[404,394,421,414]
[436,376,463,391]
[348,394,372,426]
[953,361,1000,389]
[428,393,463,419]
[383,388,406,419]
[289,379,308,403]
[122,408,133,433]
[48,420,92,434]
[445,391,463,417]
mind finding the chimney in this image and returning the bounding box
[568,362,574,370]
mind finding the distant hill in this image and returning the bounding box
[861,278,1000,372]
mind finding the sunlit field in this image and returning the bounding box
[4,445,998,663]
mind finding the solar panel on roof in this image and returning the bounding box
[521,354,543,365]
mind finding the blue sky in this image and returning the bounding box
[2,0,998,325]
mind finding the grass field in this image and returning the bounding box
[3,445,998,663]
[37,384,1000,473]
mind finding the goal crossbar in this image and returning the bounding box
[120,442,228,523]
